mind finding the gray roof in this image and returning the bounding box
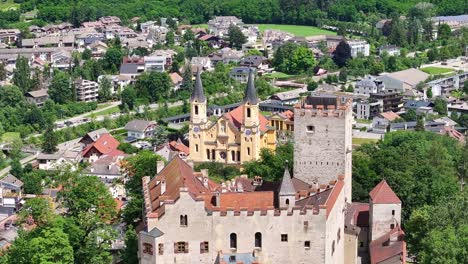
[356,77,378,89]
[147,227,164,238]
[243,69,258,105]
[119,64,139,74]
[404,100,434,109]
[240,56,266,67]
[190,70,206,103]
[26,89,48,98]
[279,168,295,196]
[0,174,23,188]
[86,128,109,142]
[125,120,155,132]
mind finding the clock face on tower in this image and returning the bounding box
[245,129,252,135]
[193,126,200,133]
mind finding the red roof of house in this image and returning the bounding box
[370,227,406,264]
[370,180,401,204]
[441,127,465,143]
[82,133,122,157]
[217,191,274,211]
[379,111,401,122]
[224,105,270,132]
[169,140,189,155]
[281,110,294,120]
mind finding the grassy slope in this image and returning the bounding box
[0,0,19,11]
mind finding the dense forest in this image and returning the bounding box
[2,0,467,29]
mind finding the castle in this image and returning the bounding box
[188,70,276,165]
[138,86,406,264]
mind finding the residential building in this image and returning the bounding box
[241,42,273,58]
[125,120,157,140]
[190,57,212,72]
[155,139,190,161]
[0,29,20,45]
[209,48,244,65]
[150,49,176,68]
[269,87,308,105]
[390,121,445,132]
[427,72,468,97]
[356,100,382,120]
[88,41,108,58]
[188,70,276,165]
[432,15,468,31]
[79,128,109,145]
[81,133,123,162]
[25,89,49,107]
[208,16,244,37]
[0,174,23,219]
[83,154,127,181]
[403,100,434,111]
[146,26,168,44]
[267,110,294,133]
[37,149,82,171]
[99,16,122,26]
[370,92,404,113]
[75,78,99,102]
[144,55,166,72]
[378,45,400,56]
[98,75,131,94]
[348,40,370,57]
[239,56,270,73]
[170,72,183,90]
[354,76,385,96]
[372,112,401,133]
[448,102,468,116]
[229,67,251,83]
[140,21,157,34]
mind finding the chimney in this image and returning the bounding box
[157,160,165,174]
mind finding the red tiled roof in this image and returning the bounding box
[370,180,401,204]
[379,111,401,122]
[440,127,465,143]
[82,133,121,157]
[370,227,406,264]
[224,105,270,132]
[324,179,344,218]
[169,140,189,155]
[281,110,294,120]
[170,72,182,84]
[346,202,370,228]
[217,191,274,211]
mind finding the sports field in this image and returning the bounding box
[257,24,336,37]
[193,23,336,37]
[421,66,455,75]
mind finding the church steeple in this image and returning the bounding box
[279,166,296,210]
[190,70,207,125]
[243,69,258,105]
[191,70,206,103]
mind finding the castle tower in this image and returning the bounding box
[189,71,207,162]
[241,69,261,162]
[293,94,353,201]
[278,167,296,212]
[369,180,402,241]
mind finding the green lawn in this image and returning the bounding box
[192,23,335,37]
[356,119,372,124]
[352,137,378,145]
[0,0,19,11]
[1,132,21,143]
[96,103,112,110]
[264,72,297,79]
[421,67,454,75]
[85,105,121,117]
[256,24,336,37]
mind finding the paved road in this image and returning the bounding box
[0,154,37,177]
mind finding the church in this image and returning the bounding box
[188,70,276,165]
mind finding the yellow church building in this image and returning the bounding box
[188,70,276,165]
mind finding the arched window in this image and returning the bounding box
[230,233,237,249]
[285,199,290,205]
[194,105,199,115]
[247,108,251,118]
[255,232,262,248]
